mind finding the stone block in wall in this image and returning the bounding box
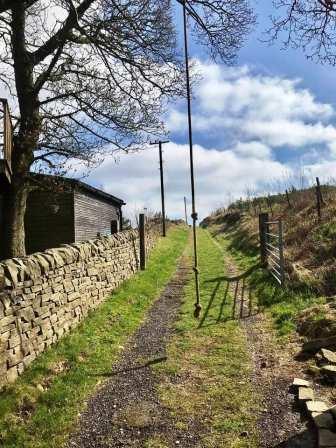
[0,315,15,329]
[34,305,51,317]
[31,284,43,293]
[17,307,35,322]
[7,366,18,383]
[68,291,80,302]
[64,282,74,293]
[23,352,36,368]
[8,334,21,349]
[7,347,23,367]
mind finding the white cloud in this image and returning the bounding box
[244,120,336,148]
[168,60,336,152]
[84,142,290,221]
[233,141,272,159]
[197,64,332,120]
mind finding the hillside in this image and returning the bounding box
[201,185,336,295]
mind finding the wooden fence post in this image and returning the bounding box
[315,186,321,222]
[267,195,273,215]
[139,213,146,270]
[285,189,291,208]
[316,177,325,206]
[259,212,269,266]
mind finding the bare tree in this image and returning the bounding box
[269,0,336,64]
[0,0,254,257]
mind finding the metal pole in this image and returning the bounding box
[158,142,166,237]
[182,1,201,318]
[184,196,188,225]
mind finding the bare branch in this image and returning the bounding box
[269,0,336,64]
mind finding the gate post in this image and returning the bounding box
[139,213,146,270]
[259,212,269,266]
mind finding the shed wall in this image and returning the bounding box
[74,191,120,242]
[25,192,74,254]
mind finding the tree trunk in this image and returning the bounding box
[3,179,29,259]
[3,3,40,259]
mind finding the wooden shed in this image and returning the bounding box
[24,175,125,254]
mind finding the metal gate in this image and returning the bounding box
[259,214,285,286]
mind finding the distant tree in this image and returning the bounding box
[269,0,336,64]
[0,0,255,257]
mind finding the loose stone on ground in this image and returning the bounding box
[298,387,314,401]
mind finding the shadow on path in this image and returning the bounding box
[270,427,316,448]
[198,262,261,328]
[89,356,168,377]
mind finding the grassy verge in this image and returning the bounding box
[149,228,258,448]
[213,227,324,336]
[0,226,188,448]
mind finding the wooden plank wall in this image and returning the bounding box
[74,191,119,242]
[25,191,75,254]
[0,194,3,258]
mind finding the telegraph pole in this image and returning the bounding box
[184,196,188,225]
[181,0,201,318]
[150,140,169,237]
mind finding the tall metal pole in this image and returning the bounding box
[184,196,188,225]
[150,140,169,237]
[182,1,201,318]
[159,142,166,237]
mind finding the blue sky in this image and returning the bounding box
[86,1,336,221]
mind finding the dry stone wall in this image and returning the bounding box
[0,229,158,387]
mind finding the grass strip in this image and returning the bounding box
[150,228,259,448]
[0,226,188,448]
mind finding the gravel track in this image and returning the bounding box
[67,257,201,448]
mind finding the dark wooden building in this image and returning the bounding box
[24,176,125,254]
[0,101,125,256]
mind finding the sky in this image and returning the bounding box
[83,1,336,222]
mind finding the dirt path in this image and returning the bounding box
[67,257,198,448]
[218,243,316,448]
